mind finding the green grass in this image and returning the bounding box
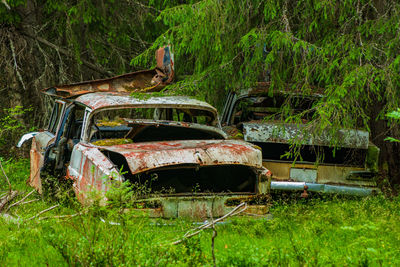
[1,159,400,266]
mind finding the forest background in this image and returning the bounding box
[0,0,399,187]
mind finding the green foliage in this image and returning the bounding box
[0,106,33,156]
[41,174,77,207]
[0,0,25,24]
[0,157,29,190]
[385,108,400,143]
[132,0,400,150]
[38,0,166,72]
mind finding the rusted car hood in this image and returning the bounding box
[243,122,369,149]
[92,139,263,174]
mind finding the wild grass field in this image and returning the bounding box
[1,158,400,266]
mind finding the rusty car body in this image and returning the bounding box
[18,50,271,218]
[221,82,379,196]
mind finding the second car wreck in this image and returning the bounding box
[18,53,271,218]
[221,82,380,196]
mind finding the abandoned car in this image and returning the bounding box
[221,82,379,196]
[18,74,271,218]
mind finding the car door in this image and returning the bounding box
[18,99,66,193]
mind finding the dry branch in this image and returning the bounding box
[8,35,26,90]
[0,160,12,192]
[0,192,7,199]
[39,212,82,221]
[17,198,39,205]
[27,204,59,220]
[5,189,35,212]
[172,202,248,245]
[21,30,114,77]
[1,0,10,10]
[0,190,18,212]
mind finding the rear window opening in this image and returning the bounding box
[231,95,316,125]
[102,150,257,194]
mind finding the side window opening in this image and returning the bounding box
[48,101,64,134]
[54,104,86,171]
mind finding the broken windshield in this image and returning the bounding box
[88,107,224,145]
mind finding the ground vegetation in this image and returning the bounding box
[1,159,399,266]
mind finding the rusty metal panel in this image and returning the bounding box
[290,168,317,183]
[28,133,55,193]
[43,47,174,98]
[66,140,269,204]
[75,93,218,114]
[97,139,263,175]
[67,143,121,203]
[136,195,269,218]
[44,70,160,98]
[29,138,43,193]
[263,161,376,187]
[243,122,369,149]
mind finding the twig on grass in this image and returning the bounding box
[15,198,40,206]
[5,189,36,212]
[0,190,18,212]
[172,202,247,245]
[0,160,12,192]
[27,204,60,220]
[39,213,82,221]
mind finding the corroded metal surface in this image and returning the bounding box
[132,195,269,218]
[67,143,121,204]
[243,122,369,149]
[76,93,218,115]
[43,47,174,98]
[95,139,263,175]
[44,70,161,98]
[29,137,43,194]
[66,139,269,205]
[264,161,376,187]
[28,133,55,193]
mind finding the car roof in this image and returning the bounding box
[74,92,218,115]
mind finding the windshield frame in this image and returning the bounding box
[82,106,226,143]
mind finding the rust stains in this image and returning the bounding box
[95,139,262,175]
